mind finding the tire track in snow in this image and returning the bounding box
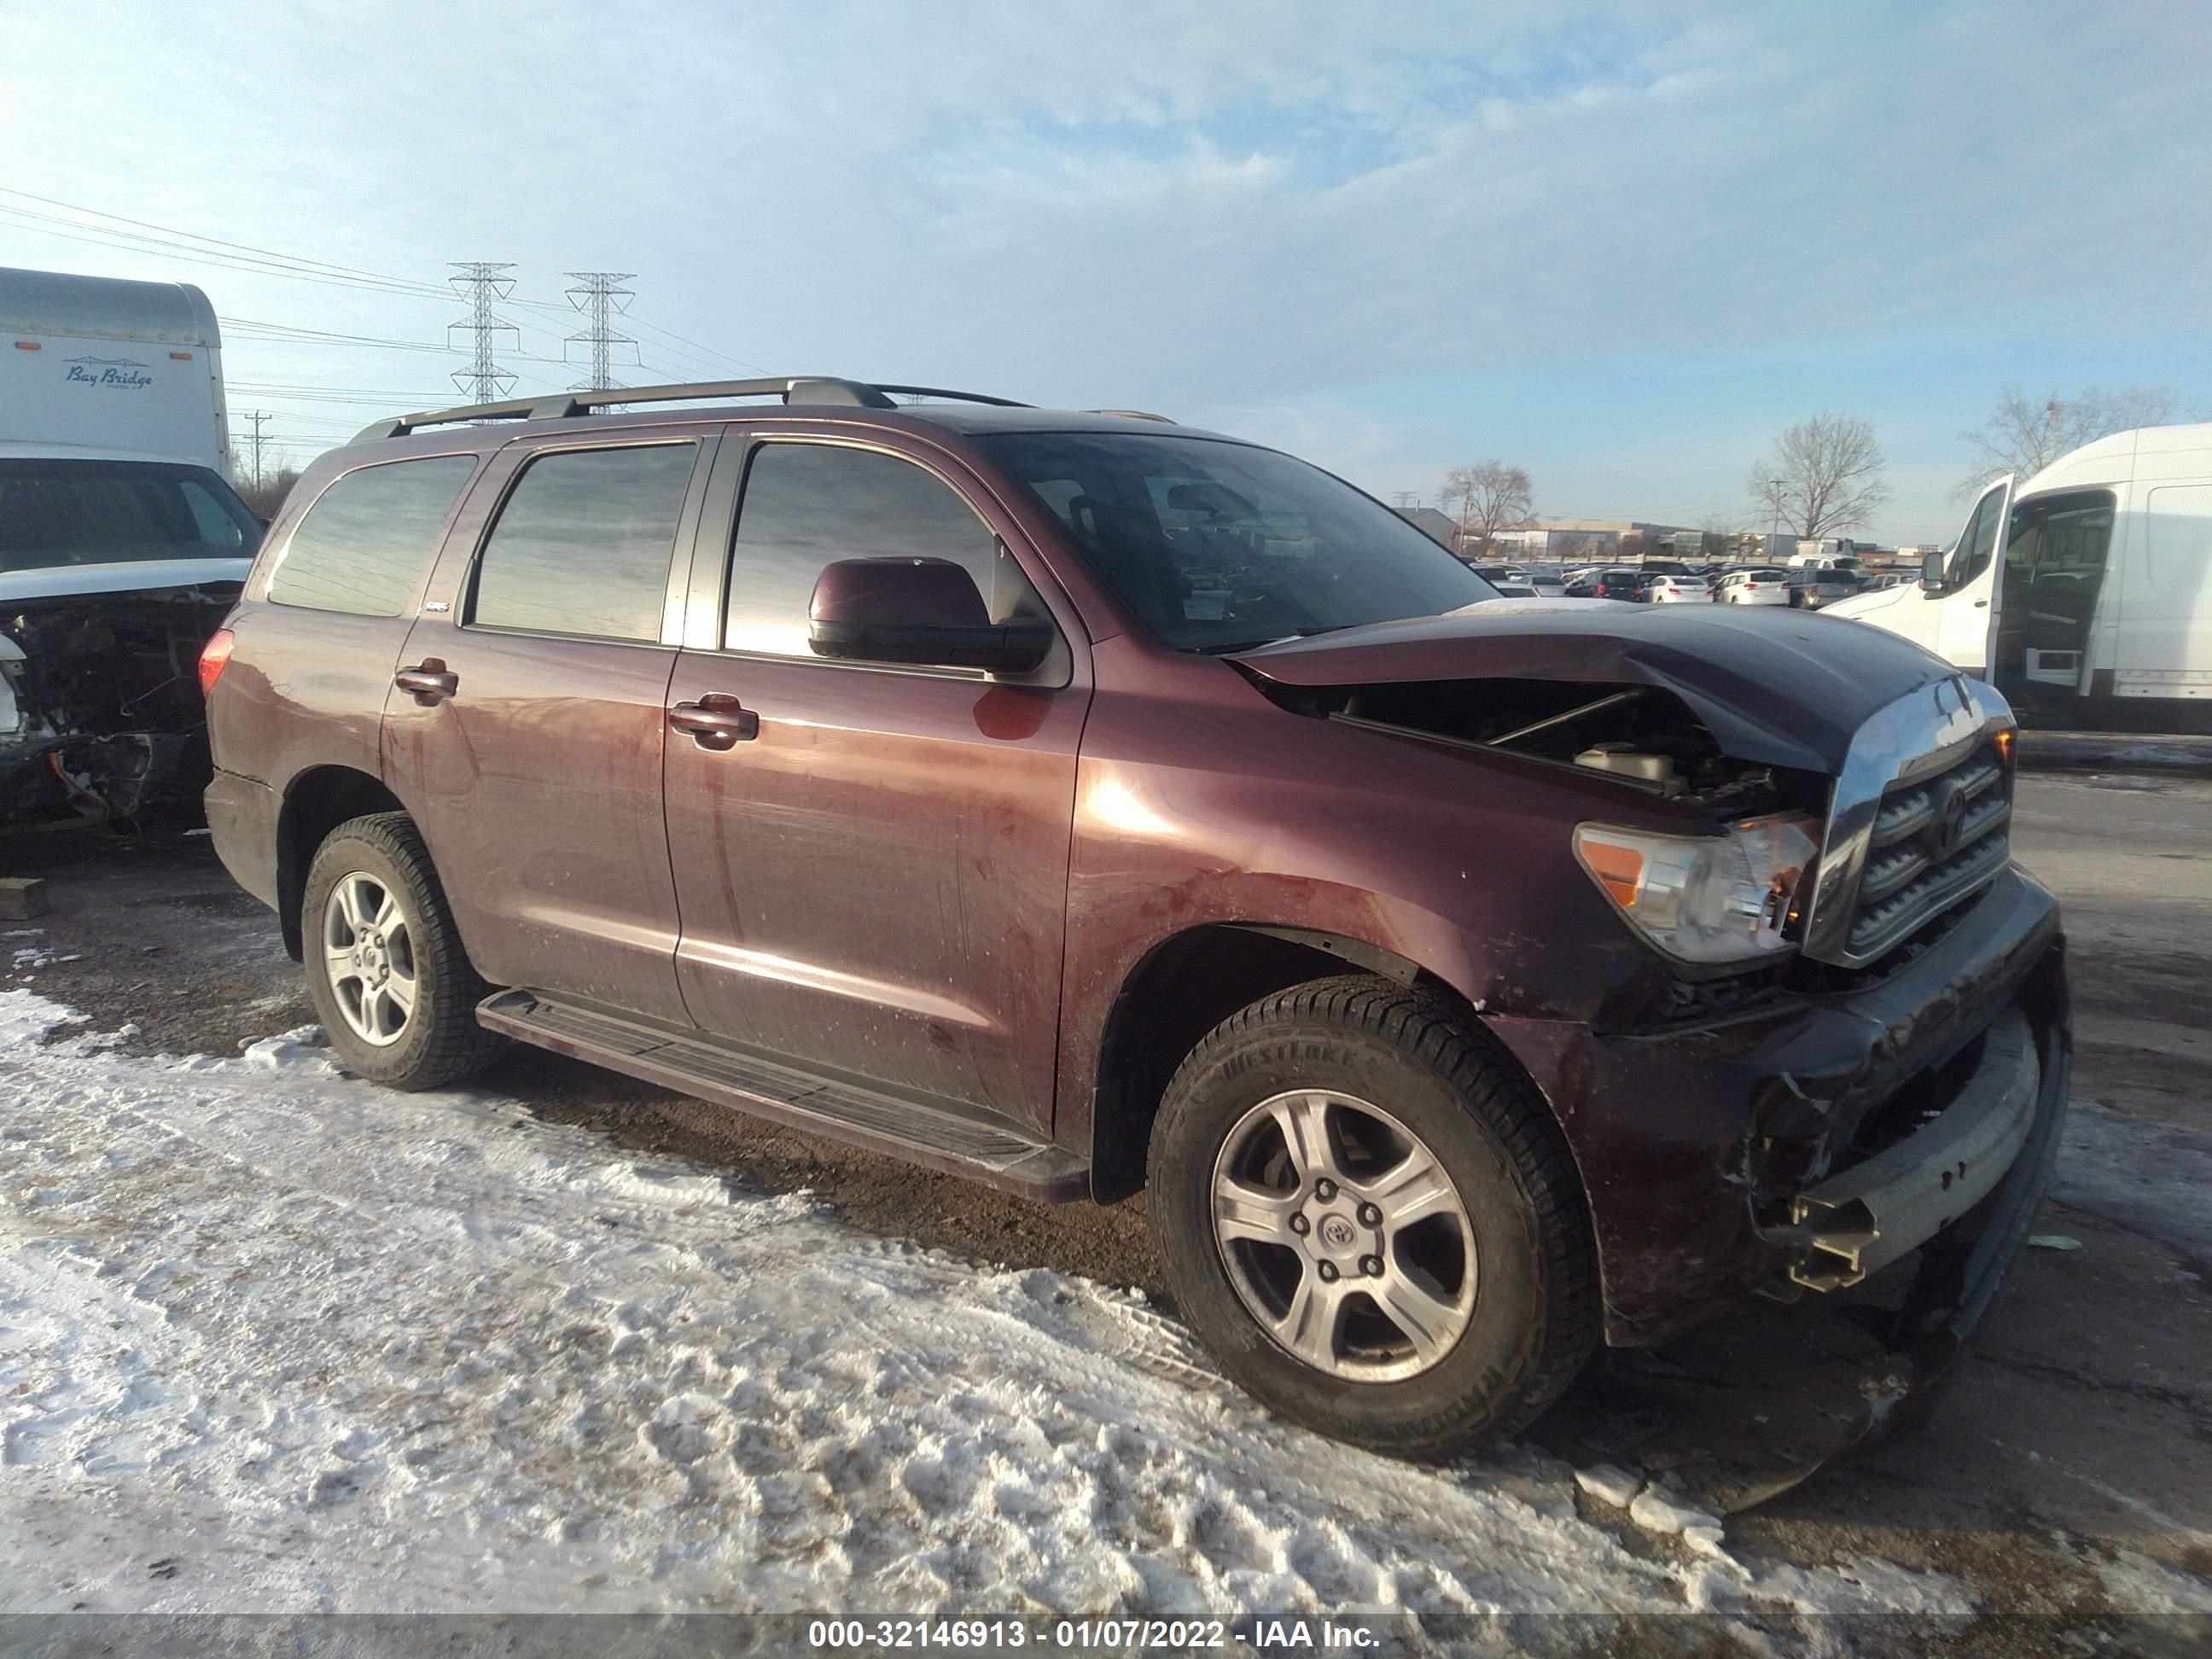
[0,992,1973,1634]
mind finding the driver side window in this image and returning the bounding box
[723,442,1033,657]
[1946,486,2009,587]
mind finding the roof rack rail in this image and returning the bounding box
[1086,409,1176,423]
[351,376,1031,442]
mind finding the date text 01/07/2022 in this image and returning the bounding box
[805,1616,1383,1649]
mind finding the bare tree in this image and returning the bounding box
[236,466,300,521]
[1954,385,2180,498]
[1440,461,1533,554]
[1747,414,1889,539]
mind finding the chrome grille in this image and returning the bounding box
[1842,742,2012,962]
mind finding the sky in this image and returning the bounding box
[3,0,2209,544]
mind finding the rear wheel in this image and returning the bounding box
[1147,975,1598,1458]
[301,812,504,1090]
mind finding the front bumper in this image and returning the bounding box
[1493,865,2068,1347]
[1788,1004,2038,1291]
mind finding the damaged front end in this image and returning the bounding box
[0,577,242,826]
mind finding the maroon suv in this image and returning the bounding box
[203,376,2069,1458]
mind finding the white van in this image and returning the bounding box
[0,265,260,824]
[1825,423,2212,732]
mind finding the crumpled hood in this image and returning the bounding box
[1229,598,1956,773]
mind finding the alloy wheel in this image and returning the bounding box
[322,871,417,1047]
[1210,1089,1476,1382]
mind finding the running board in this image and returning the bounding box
[476,989,1089,1202]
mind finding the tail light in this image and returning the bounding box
[199,629,236,698]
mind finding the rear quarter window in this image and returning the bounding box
[268,455,480,616]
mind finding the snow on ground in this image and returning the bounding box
[0,989,1976,1630]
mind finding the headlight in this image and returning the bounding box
[1574,815,1819,965]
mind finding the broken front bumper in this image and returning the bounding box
[1788,1005,2040,1291]
[1491,865,2068,1348]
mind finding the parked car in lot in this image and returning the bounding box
[1715,567,1793,606]
[1564,568,1648,601]
[1787,566,1862,609]
[1466,562,1562,599]
[1641,573,1712,604]
[1,264,261,825]
[204,375,2069,1458]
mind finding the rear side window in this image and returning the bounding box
[270,456,477,615]
[724,442,1008,657]
[471,444,696,642]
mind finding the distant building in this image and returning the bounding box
[1391,506,1461,548]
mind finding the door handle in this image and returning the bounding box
[669,693,760,749]
[1974,600,1988,608]
[394,659,458,702]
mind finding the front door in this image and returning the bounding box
[1935,475,2014,674]
[383,431,715,1024]
[661,433,1089,1130]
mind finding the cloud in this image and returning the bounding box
[7,0,2206,533]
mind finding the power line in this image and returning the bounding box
[0,185,450,291]
[0,203,454,300]
[448,262,519,404]
[563,271,637,391]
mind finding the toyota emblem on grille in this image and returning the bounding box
[1930,778,1969,858]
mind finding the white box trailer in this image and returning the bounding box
[1826,422,2212,733]
[1,264,234,477]
[0,265,259,824]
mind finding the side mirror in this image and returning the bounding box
[1919,550,1947,592]
[808,557,1055,673]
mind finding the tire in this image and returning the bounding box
[1147,975,1598,1458]
[300,812,504,1091]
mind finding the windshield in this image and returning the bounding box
[971,431,1496,651]
[0,459,262,574]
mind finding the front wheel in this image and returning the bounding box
[1147,976,1598,1458]
[301,812,504,1091]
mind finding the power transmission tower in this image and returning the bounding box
[1392,492,1420,509]
[447,261,520,403]
[563,271,638,391]
[243,410,270,490]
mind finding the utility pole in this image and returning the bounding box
[563,271,637,391]
[243,410,270,492]
[447,261,519,404]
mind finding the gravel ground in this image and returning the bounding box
[4,773,2209,1650]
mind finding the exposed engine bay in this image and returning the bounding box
[0,579,241,824]
[1294,677,1833,821]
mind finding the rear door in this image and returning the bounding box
[382,428,717,1023]
[661,428,1090,1131]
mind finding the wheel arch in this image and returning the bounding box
[274,765,407,960]
[1090,922,1447,1202]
